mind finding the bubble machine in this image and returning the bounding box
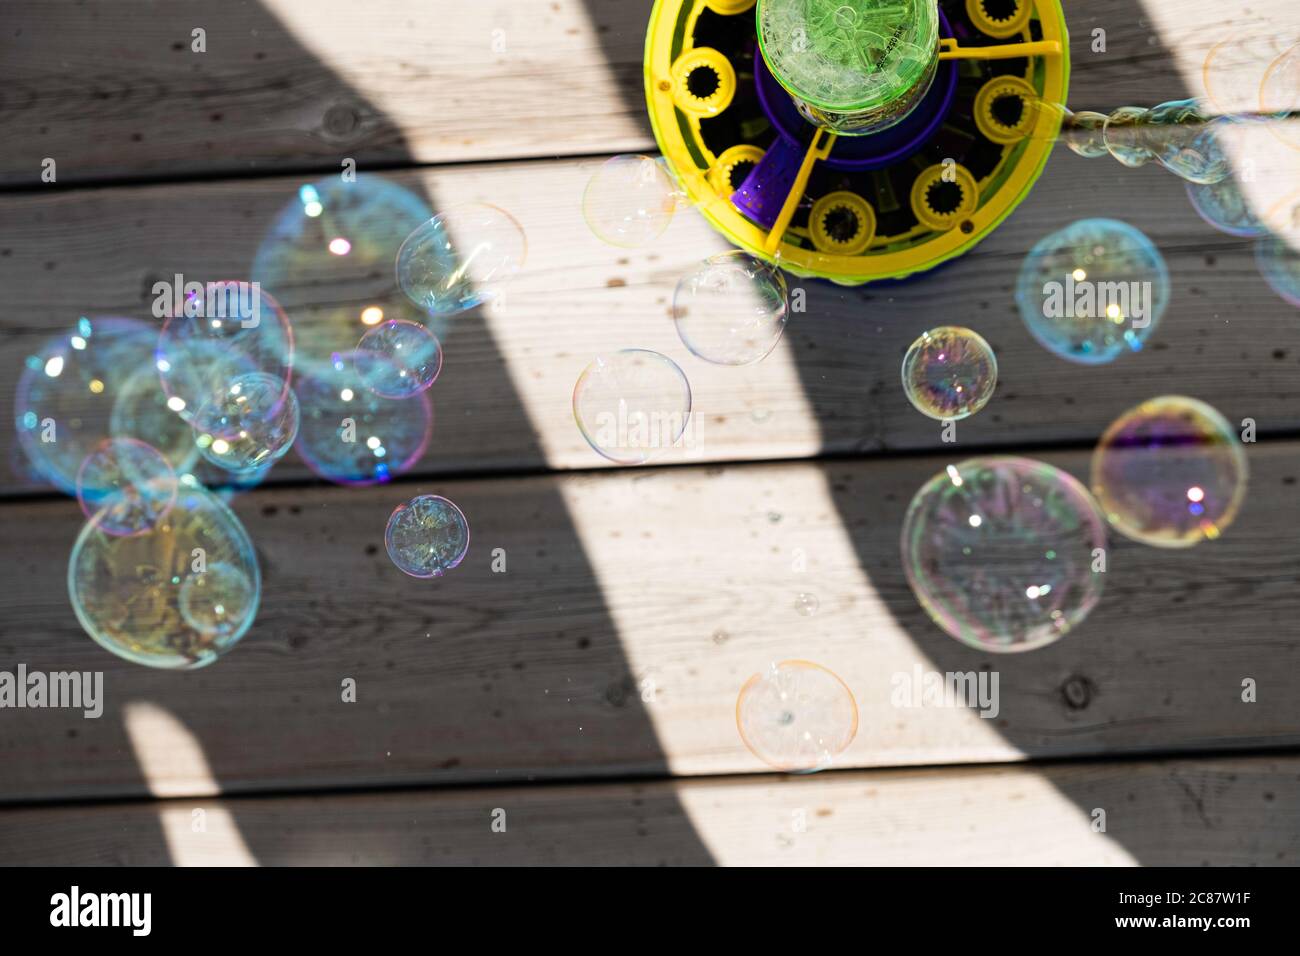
[644,0,1069,283]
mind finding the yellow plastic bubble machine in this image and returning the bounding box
[644,0,1069,283]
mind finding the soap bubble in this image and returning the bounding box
[794,592,819,616]
[902,457,1108,652]
[1186,174,1269,237]
[251,177,433,365]
[582,155,677,247]
[15,317,157,493]
[193,372,300,474]
[294,354,433,485]
[178,561,258,640]
[396,202,526,316]
[75,438,178,537]
[1092,396,1248,548]
[385,494,470,578]
[901,326,998,421]
[68,484,260,669]
[672,251,789,365]
[156,280,294,424]
[1016,219,1169,364]
[573,350,692,464]
[736,661,858,772]
[1255,234,1300,306]
[354,319,443,398]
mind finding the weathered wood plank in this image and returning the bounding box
[3,154,1297,493]
[1,443,1295,802]
[2,754,1296,865]
[0,0,1285,185]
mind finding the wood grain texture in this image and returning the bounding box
[1,443,1295,803]
[1,754,1296,865]
[3,152,1298,494]
[0,0,1285,186]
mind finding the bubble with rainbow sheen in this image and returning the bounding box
[1255,235,1300,306]
[68,484,260,669]
[1016,219,1169,364]
[672,250,788,366]
[901,326,997,421]
[385,494,470,579]
[582,154,678,248]
[293,353,433,485]
[1092,396,1247,549]
[156,280,294,424]
[902,457,1108,652]
[15,317,158,494]
[354,319,443,398]
[193,372,300,474]
[396,203,526,316]
[76,438,178,537]
[573,350,692,465]
[736,661,858,773]
[251,176,433,364]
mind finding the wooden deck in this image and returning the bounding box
[0,0,1296,865]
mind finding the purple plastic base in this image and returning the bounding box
[733,10,959,230]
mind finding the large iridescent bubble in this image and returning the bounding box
[396,203,526,316]
[572,350,692,465]
[294,354,433,485]
[75,437,178,538]
[901,326,998,421]
[1092,396,1248,548]
[1016,219,1169,364]
[68,484,260,669]
[736,661,858,772]
[155,280,294,424]
[251,177,433,364]
[902,457,1108,652]
[385,495,470,578]
[15,317,158,493]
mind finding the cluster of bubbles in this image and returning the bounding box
[14,172,522,663]
[15,298,285,669]
[576,157,793,467]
